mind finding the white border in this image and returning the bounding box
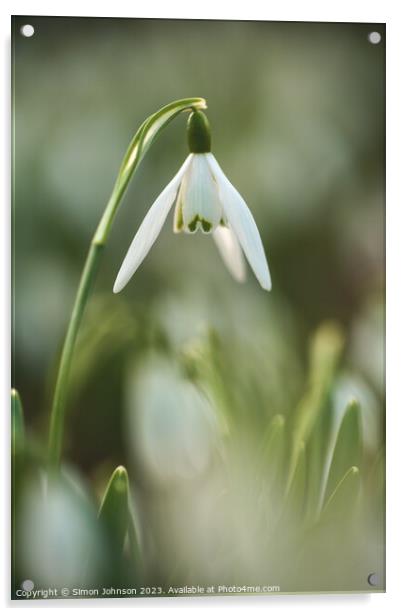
[2,1,401,614]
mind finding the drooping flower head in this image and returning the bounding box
[113,110,271,293]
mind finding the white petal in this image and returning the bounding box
[113,155,192,293]
[213,225,246,283]
[206,154,272,291]
[181,154,222,233]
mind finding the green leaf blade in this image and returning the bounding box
[261,414,286,499]
[262,414,286,467]
[11,388,25,457]
[98,465,130,556]
[323,399,362,505]
[321,466,361,524]
[288,322,344,490]
[285,440,306,516]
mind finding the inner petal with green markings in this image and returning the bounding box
[174,154,223,234]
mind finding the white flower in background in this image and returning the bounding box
[19,475,103,588]
[126,356,219,485]
[332,372,382,453]
[113,111,271,293]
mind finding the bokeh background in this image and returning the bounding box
[12,17,385,594]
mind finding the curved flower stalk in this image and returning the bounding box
[47,98,206,472]
[113,111,272,293]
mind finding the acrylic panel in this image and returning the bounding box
[11,16,385,600]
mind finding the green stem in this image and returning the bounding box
[47,97,206,473]
[47,240,103,470]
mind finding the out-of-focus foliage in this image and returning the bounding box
[12,17,384,596]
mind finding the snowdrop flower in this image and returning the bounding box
[113,111,271,293]
[19,476,103,588]
[126,355,219,485]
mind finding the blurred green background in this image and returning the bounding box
[12,17,385,593]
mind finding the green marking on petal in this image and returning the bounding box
[173,201,184,233]
[188,215,199,232]
[201,219,212,232]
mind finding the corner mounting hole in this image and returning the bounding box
[20,24,35,38]
[368,31,381,45]
[21,579,35,591]
[367,572,378,586]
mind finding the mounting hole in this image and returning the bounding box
[21,579,35,591]
[20,24,35,38]
[368,31,381,45]
[367,572,378,586]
